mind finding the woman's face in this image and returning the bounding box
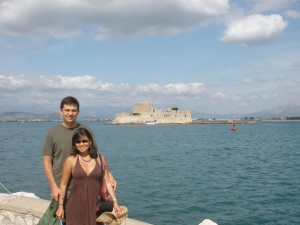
[75,135,91,153]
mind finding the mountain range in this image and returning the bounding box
[0,104,300,121]
[192,104,300,119]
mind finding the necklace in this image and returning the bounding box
[80,155,92,162]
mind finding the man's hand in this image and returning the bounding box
[51,185,61,201]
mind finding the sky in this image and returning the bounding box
[0,0,300,116]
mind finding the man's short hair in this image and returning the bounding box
[60,96,80,110]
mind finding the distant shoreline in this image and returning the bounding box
[1,119,300,123]
[107,120,300,125]
[260,119,300,122]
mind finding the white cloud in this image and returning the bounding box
[292,60,300,68]
[0,0,229,40]
[137,82,206,95]
[136,83,161,93]
[211,91,241,102]
[165,83,205,94]
[38,75,130,91]
[285,10,300,18]
[250,93,279,101]
[0,74,130,92]
[211,91,228,99]
[0,75,208,112]
[251,0,295,12]
[242,78,254,84]
[0,74,31,88]
[220,14,288,46]
[1,76,207,96]
[0,74,298,114]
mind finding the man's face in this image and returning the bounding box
[60,104,79,123]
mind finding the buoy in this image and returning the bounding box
[231,120,237,131]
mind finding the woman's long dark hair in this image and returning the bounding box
[71,127,98,158]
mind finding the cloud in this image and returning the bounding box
[251,0,296,12]
[0,75,205,95]
[242,78,254,84]
[137,82,206,95]
[0,75,208,112]
[0,0,229,40]
[211,91,241,102]
[211,91,228,99]
[0,74,129,92]
[292,60,300,68]
[220,14,288,46]
[0,74,299,114]
[285,10,300,18]
[250,93,279,101]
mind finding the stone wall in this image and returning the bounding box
[0,194,47,225]
[0,193,152,225]
[133,102,153,113]
[0,193,217,225]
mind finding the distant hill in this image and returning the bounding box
[0,112,61,121]
[185,104,300,119]
[1,104,299,121]
[251,105,300,118]
[0,112,104,122]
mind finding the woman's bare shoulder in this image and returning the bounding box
[65,155,76,164]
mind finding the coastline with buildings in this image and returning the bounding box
[0,104,299,123]
[110,102,257,125]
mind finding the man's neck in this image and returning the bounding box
[61,121,78,129]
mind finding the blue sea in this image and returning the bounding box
[1,121,300,225]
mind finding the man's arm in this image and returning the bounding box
[56,157,73,220]
[43,155,61,201]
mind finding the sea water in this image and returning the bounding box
[0,121,299,225]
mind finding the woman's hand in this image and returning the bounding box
[56,205,64,220]
[113,201,123,217]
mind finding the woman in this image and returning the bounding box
[56,128,122,224]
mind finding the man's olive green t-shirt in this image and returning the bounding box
[42,124,97,187]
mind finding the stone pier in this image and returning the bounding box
[0,193,151,225]
[0,193,217,225]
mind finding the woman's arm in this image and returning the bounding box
[109,172,117,191]
[102,156,123,216]
[56,157,73,220]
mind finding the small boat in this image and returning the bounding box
[145,121,158,125]
[231,120,237,131]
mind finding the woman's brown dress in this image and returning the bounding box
[66,156,102,225]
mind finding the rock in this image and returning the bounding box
[199,219,218,225]
[12,192,39,199]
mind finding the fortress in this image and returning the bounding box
[112,102,192,124]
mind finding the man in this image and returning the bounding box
[42,96,116,201]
